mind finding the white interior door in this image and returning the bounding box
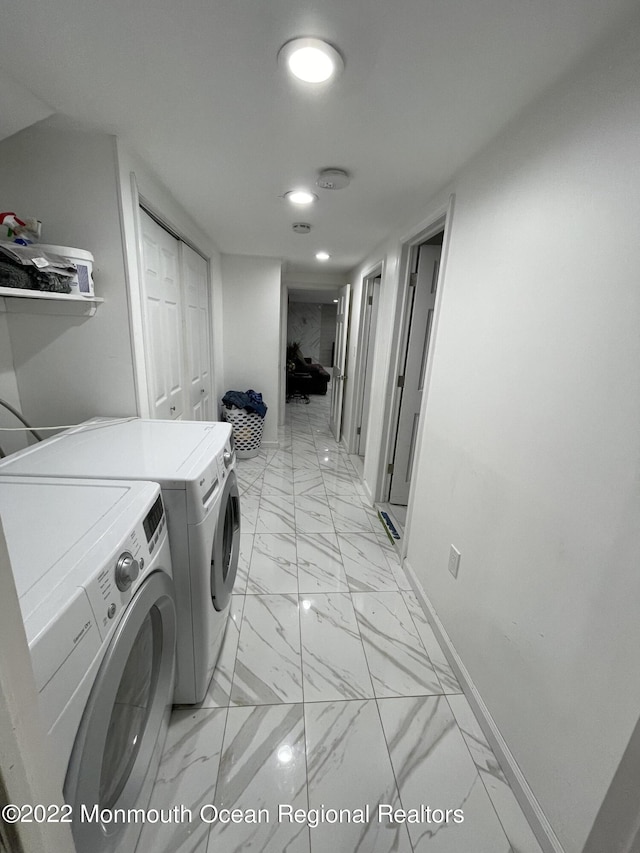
[181,243,212,421]
[329,283,351,440]
[389,244,441,504]
[140,210,186,420]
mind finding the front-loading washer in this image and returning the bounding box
[0,476,176,853]
[0,418,240,705]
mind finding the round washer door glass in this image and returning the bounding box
[65,571,176,853]
[211,470,240,612]
[100,612,155,807]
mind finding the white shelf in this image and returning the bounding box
[0,286,103,303]
[0,287,103,316]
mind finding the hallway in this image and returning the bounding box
[139,394,543,853]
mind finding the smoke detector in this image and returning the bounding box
[316,169,350,190]
[292,222,312,234]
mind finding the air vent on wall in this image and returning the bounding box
[292,222,312,234]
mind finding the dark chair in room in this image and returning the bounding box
[286,343,331,396]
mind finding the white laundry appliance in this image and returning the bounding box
[0,418,240,704]
[0,476,176,853]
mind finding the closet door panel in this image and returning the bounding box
[181,243,213,421]
[140,211,186,420]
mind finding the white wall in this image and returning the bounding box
[221,255,282,445]
[0,314,29,456]
[0,126,138,429]
[115,141,225,416]
[345,17,640,853]
[0,68,53,143]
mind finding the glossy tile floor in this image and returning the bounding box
[139,394,544,853]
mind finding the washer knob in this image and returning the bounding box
[115,552,140,591]
[223,450,233,469]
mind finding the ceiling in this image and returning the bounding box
[0,0,637,275]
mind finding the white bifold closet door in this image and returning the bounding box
[182,243,212,420]
[139,209,212,421]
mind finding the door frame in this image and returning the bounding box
[137,207,187,420]
[129,175,214,420]
[349,261,383,457]
[329,283,351,441]
[376,195,455,549]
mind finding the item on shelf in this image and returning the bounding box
[0,212,41,243]
[0,257,72,293]
[0,241,95,296]
[36,244,94,296]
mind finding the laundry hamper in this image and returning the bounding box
[222,406,265,459]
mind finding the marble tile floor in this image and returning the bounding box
[138,394,543,853]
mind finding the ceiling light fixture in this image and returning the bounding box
[278,38,344,84]
[285,189,316,205]
[316,251,330,261]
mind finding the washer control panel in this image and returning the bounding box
[83,493,167,639]
[115,551,140,591]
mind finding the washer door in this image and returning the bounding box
[64,570,176,853]
[211,469,240,612]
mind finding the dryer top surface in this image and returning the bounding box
[0,476,159,617]
[0,418,232,485]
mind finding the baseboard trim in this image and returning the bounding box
[261,440,279,449]
[403,558,565,853]
[361,480,373,504]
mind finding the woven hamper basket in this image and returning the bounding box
[222,407,264,458]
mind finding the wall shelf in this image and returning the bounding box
[0,287,103,317]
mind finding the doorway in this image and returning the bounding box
[329,284,351,440]
[353,269,381,460]
[387,230,444,524]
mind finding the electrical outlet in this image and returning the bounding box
[448,545,461,579]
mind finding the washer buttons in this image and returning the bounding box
[107,603,117,619]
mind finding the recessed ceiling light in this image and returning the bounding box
[333,299,339,303]
[285,190,316,205]
[316,251,330,261]
[278,38,344,84]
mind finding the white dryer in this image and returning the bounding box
[0,476,176,853]
[0,418,240,705]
